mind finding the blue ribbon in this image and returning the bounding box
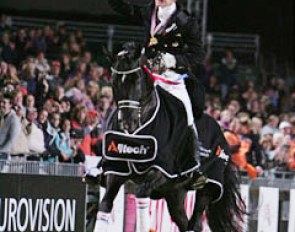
[175,73,189,82]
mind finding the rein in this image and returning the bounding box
[142,65,188,85]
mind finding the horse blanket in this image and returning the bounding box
[195,113,230,202]
[102,86,199,178]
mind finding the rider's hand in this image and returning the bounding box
[161,52,176,69]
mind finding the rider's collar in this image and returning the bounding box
[157,2,177,23]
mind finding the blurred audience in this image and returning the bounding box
[0,15,294,178]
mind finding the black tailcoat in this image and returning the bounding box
[109,0,205,117]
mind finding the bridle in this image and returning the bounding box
[111,65,143,130]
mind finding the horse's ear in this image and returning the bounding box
[122,42,142,59]
[102,46,115,64]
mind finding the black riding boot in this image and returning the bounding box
[190,125,200,165]
[190,125,208,189]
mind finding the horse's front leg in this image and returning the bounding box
[188,188,211,232]
[134,178,154,232]
[165,189,189,232]
[93,174,126,232]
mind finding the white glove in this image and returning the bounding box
[161,52,176,69]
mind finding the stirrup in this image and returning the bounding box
[191,175,208,190]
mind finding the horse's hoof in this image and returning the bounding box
[84,174,101,185]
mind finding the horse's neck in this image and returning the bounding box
[141,91,157,124]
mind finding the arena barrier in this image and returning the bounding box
[98,173,295,232]
[0,162,86,232]
[1,160,295,232]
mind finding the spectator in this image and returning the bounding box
[1,14,12,32]
[205,74,221,97]
[33,28,47,53]
[290,115,295,139]
[1,33,17,64]
[259,135,274,170]
[0,61,8,87]
[83,50,92,72]
[53,85,66,103]
[27,108,46,158]
[56,118,73,163]
[46,61,63,96]
[224,118,258,179]
[43,112,61,162]
[74,30,86,49]
[69,128,85,163]
[71,105,95,156]
[95,65,111,88]
[251,117,263,136]
[56,24,68,47]
[261,115,279,138]
[237,113,264,171]
[12,89,26,115]
[69,42,81,65]
[3,64,20,86]
[25,94,36,113]
[227,99,241,116]
[43,25,58,60]
[97,95,113,131]
[242,80,258,103]
[35,70,49,108]
[219,109,232,130]
[86,80,100,106]
[35,51,50,74]
[278,121,292,136]
[87,110,104,156]
[65,79,94,110]
[21,61,37,94]
[270,132,291,172]
[60,98,71,118]
[10,105,30,160]
[219,49,238,99]
[206,104,222,120]
[60,52,72,79]
[66,59,88,88]
[15,28,28,63]
[36,108,48,132]
[0,92,21,161]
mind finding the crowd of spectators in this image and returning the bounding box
[0,14,113,166]
[204,50,295,176]
[0,14,295,176]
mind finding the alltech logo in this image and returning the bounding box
[108,141,149,155]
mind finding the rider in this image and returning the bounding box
[109,0,206,188]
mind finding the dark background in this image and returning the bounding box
[0,0,294,67]
[207,0,294,67]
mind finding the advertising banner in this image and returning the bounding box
[240,184,249,232]
[257,187,279,232]
[100,186,125,232]
[149,191,196,232]
[0,173,86,232]
[288,189,295,232]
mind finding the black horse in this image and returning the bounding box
[94,43,245,232]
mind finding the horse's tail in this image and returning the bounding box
[206,163,246,232]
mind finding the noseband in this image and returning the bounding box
[111,66,142,130]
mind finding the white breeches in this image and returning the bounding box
[154,70,194,126]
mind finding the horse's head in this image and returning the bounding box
[111,42,153,133]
